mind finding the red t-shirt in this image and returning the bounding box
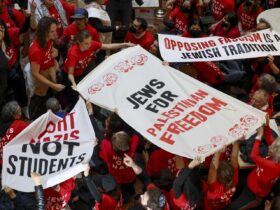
[124,31,154,51]
[94,193,123,210]
[169,6,189,33]
[170,181,207,210]
[63,23,100,44]
[44,178,75,210]
[47,0,75,37]
[213,22,241,38]
[237,3,263,31]
[192,61,224,86]
[7,27,20,54]
[0,7,25,28]
[29,39,55,71]
[64,41,102,76]
[99,134,139,184]
[211,0,235,21]
[147,148,177,177]
[0,120,29,166]
[204,167,238,210]
[248,140,280,197]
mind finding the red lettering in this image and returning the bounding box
[160,132,175,145]
[147,128,157,137]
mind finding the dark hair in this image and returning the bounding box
[111,131,131,154]
[258,18,271,29]
[225,12,238,28]
[0,19,11,47]
[155,169,174,191]
[244,0,260,13]
[183,168,202,208]
[173,168,203,208]
[217,161,234,189]
[271,196,280,210]
[106,113,134,139]
[46,97,61,112]
[147,188,166,210]
[75,30,91,43]
[36,16,57,48]
[136,17,148,31]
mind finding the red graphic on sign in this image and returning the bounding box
[114,60,133,73]
[103,73,118,86]
[131,54,148,66]
[194,144,212,154]
[240,115,258,127]
[88,83,104,94]
[210,136,228,148]
[228,124,247,138]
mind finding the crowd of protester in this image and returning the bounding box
[1,0,280,209]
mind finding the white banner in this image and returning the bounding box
[2,98,95,192]
[77,46,266,159]
[158,29,280,62]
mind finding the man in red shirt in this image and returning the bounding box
[63,8,99,47]
[124,17,154,51]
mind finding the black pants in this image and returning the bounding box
[226,183,261,210]
[106,0,132,41]
[29,94,48,120]
[62,61,96,111]
[8,62,28,107]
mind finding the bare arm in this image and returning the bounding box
[207,151,221,185]
[67,67,77,88]
[101,43,134,51]
[231,142,240,169]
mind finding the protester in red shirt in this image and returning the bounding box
[0,101,29,166]
[31,0,76,37]
[210,0,235,21]
[204,142,240,210]
[63,8,100,48]
[213,12,241,38]
[83,164,123,210]
[229,126,280,209]
[99,131,139,202]
[0,0,26,51]
[28,16,65,120]
[124,17,154,51]
[145,147,178,178]
[64,29,134,89]
[237,0,263,34]
[181,20,206,38]
[44,178,75,210]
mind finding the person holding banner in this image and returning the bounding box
[228,126,280,209]
[63,30,134,109]
[204,142,240,210]
[28,16,65,120]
